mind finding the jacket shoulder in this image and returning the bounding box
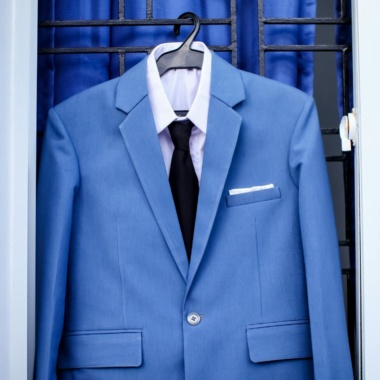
[238,69,313,110]
[53,77,121,116]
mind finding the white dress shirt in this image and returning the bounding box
[146,41,212,182]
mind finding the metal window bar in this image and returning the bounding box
[38,0,237,139]
[257,0,355,363]
[38,0,238,72]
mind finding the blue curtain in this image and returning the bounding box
[38,0,112,157]
[257,0,316,94]
[38,0,316,147]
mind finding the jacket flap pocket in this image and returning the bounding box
[246,320,312,363]
[226,186,281,207]
[58,330,142,369]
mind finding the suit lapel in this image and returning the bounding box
[116,58,189,282]
[186,53,245,292]
[186,97,242,291]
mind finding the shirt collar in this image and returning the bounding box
[146,41,212,134]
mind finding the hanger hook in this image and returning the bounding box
[173,12,201,49]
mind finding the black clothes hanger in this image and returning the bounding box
[156,12,204,76]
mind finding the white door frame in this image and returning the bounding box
[0,0,37,379]
[352,0,380,379]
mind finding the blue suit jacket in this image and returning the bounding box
[35,53,353,379]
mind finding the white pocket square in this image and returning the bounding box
[229,184,274,196]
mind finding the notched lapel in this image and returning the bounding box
[118,95,189,283]
[186,97,243,291]
[185,53,245,292]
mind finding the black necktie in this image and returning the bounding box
[168,120,199,261]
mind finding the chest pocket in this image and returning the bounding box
[226,186,281,208]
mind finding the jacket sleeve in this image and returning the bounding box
[289,97,354,379]
[35,108,80,379]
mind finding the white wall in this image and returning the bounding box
[0,0,37,378]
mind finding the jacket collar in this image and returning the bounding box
[115,51,245,115]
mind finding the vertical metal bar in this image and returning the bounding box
[342,48,350,116]
[118,0,124,20]
[230,0,238,67]
[119,53,125,75]
[343,149,355,360]
[340,0,347,19]
[146,0,153,20]
[258,0,265,76]
[118,0,125,76]
[341,0,355,354]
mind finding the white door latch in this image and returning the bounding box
[339,109,358,152]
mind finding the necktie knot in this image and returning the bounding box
[168,120,194,151]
